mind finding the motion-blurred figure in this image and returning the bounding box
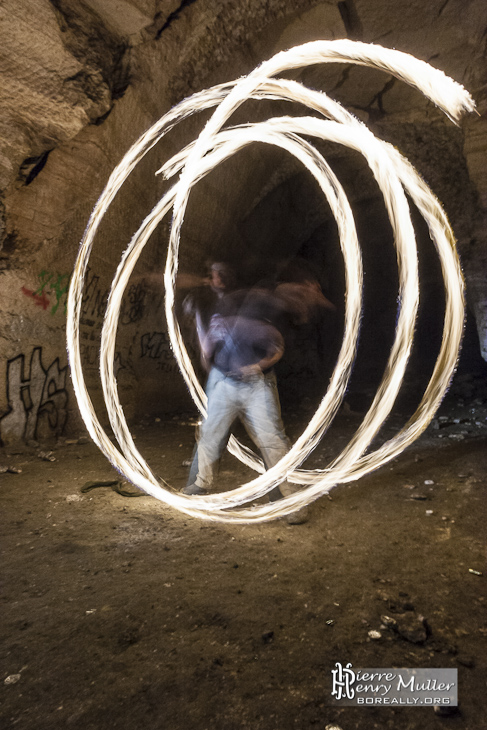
[182,270,312,523]
[181,259,336,524]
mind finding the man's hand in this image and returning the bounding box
[176,273,211,289]
[238,364,262,382]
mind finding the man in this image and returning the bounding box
[182,285,309,524]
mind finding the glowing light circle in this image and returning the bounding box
[67,40,475,522]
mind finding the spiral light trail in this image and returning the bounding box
[67,40,475,522]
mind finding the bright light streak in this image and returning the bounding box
[67,41,474,522]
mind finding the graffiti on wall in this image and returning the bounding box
[22,270,70,315]
[21,286,50,311]
[80,269,148,323]
[81,267,109,320]
[140,331,179,373]
[78,269,148,371]
[120,282,147,325]
[22,267,149,329]
[0,347,68,443]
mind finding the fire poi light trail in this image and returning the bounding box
[66,40,476,523]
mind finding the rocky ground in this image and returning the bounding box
[1,372,486,730]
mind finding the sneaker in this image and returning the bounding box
[181,483,209,496]
[286,506,309,525]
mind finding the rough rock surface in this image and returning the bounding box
[0,0,486,443]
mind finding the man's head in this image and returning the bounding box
[208,262,236,294]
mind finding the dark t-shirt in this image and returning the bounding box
[207,315,284,374]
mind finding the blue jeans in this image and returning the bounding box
[186,367,228,486]
[192,367,290,493]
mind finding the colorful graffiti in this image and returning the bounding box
[22,267,149,325]
[21,286,50,311]
[21,270,70,315]
[36,270,70,314]
[0,348,68,443]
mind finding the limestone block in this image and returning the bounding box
[0,0,124,192]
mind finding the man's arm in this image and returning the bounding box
[137,271,211,293]
[275,280,336,324]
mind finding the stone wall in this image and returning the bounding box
[1,0,486,443]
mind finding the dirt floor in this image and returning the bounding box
[1,374,487,730]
